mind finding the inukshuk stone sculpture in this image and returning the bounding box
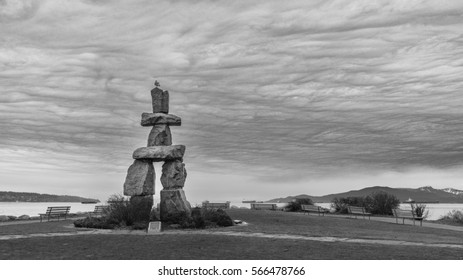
[123,81,191,221]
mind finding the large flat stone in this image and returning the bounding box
[123,160,155,196]
[151,87,169,114]
[132,145,185,161]
[161,160,187,189]
[141,112,181,126]
[160,189,191,221]
[148,124,172,146]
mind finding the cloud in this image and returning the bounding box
[2,0,463,199]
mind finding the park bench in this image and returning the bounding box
[202,201,230,209]
[393,208,423,226]
[347,206,371,220]
[250,203,278,210]
[39,206,71,222]
[88,205,109,218]
[301,204,326,216]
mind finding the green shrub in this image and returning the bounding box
[413,204,429,218]
[203,208,234,227]
[163,207,234,229]
[163,211,195,228]
[331,192,400,215]
[73,217,116,229]
[106,194,152,226]
[331,197,368,214]
[74,193,153,230]
[368,191,400,215]
[439,210,463,224]
[285,198,314,212]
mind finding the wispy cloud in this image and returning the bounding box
[2,0,463,198]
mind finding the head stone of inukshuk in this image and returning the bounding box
[123,81,191,222]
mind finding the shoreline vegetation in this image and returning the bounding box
[0,191,100,203]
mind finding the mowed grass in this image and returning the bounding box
[0,209,462,259]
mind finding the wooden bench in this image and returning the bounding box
[301,204,325,216]
[393,208,423,226]
[88,205,109,218]
[347,206,371,220]
[250,203,277,210]
[202,201,230,209]
[39,206,71,222]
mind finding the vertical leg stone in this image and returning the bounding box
[161,160,187,189]
[150,87,169,113]
[160,189,191,221]
[123,159,155,196]
[129,195,154,222]
[148,124,172,146]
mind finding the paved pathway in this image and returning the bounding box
[0,228,462,250]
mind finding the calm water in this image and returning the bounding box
[0,202,104,217]
[1,202,462,221]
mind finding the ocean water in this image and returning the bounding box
[1,202,462,221]
[0,202,104,217]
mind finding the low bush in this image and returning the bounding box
[285,198,314,212]
[331,197,368,214]
[439,210,463,224]
[74,194,234,230]
[331,191,400,215]
[74,217,117,229]
[368,191,400,215]
[413,204,429,219]
[163,207,234,229]
[74,193,154,230]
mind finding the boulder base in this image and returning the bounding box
[160,189,191,221]
[148,124,172,146]
[161,160,187,189]
[132,145,185,161]
[123,160,155,196]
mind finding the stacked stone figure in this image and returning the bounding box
[123,82,191,221]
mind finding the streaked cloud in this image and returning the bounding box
[2,0,463,199]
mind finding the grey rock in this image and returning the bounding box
[141,112,181,127]
[151,87,169,114]
[160,189,192,221]
[132,145,185,162]
[123,159,155,196]
[130,195,154,205]
[161,160,187,189]
[148,124,172,146]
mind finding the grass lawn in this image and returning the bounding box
[0,209,462,259]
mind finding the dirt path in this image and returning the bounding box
[1,228,462,250]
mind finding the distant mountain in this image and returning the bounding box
[267,186,463,204]
[0,191,100,203]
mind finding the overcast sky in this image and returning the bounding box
[2,0,463,203]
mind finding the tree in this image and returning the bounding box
[285,198,314,212]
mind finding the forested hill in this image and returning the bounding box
[0,191,100,203]
[267,186,463,203]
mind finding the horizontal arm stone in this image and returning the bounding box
[132,145,185,161]
[141,112,181,126]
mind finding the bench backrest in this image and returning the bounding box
[250,203,277,210]
[45,206,70,214]
[93,205,109,213]
[301,205,320,212]
[202,202,230,209]
[348,206,366,214]
[393,209,415,219]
